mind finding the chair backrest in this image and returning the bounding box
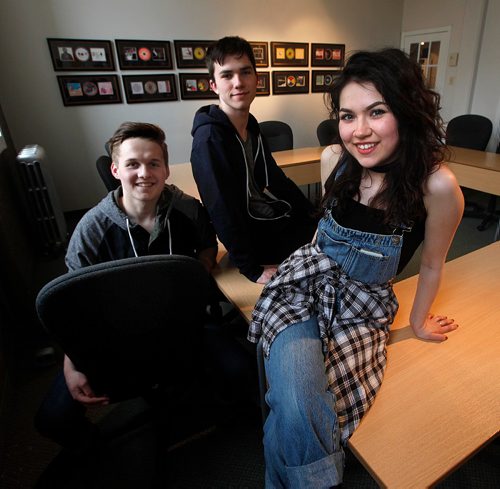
[259,121,293,152]
[36,255,210,400]
[316,119,340,146]
[445,114,492,151]
[96,155,120,192]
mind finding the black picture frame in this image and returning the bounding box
[311,43,345,67]
[115,40,173,70]
[271,42,309,67]
[179,73,217,100]
[311,70,341,92]
[272,71,309,95]
[174,40,215,68]
[122,74,177,103]
[57,75,122,106]
[250,41,269,67]
[256,72,270,96]
[48,38,115,71]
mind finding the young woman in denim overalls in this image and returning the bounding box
[249,49,465,488]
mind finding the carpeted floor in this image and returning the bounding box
[1,194,499,488]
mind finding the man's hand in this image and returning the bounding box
[63,355,110,407]
[256,265,278,284]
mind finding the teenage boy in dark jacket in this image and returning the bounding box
[191,36,317,284]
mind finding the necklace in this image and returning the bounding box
[370,160,399,173]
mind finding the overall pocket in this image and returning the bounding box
[318,229,398,284]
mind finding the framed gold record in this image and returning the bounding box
[174,40,215,68]
[271,42,308,67]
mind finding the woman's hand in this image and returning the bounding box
[411,313,458,341]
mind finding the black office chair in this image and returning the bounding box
[96,154,120,192]
[36,255,210,401]
[477,140,500,239]
[259,120,293,152]
[446,114,493,225]
[446,114,492,151]
[316,119,340,146]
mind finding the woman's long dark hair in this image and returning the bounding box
[322,48,449,226]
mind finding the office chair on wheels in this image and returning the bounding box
[35,255,212,486]
[36,254,210,402]
[259,120,293,152]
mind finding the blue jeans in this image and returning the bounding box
[264,318,344,488]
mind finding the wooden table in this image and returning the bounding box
[447,145,500,196]
[212,243,500,488]
[168,146,324,198]
[273,146,324,185]
[348,241,500,488]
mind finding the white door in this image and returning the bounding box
[401,28,450,96]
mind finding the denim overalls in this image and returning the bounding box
[316,206,408,285]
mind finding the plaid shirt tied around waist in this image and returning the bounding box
[249,242,399,442]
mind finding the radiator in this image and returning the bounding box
[17,145,67,253]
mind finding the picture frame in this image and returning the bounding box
[272,71,309,95]
[311,70,341,92]
[311,43,345,67]
[256,72,270,96]
[271,42,309,67]
[57,75,122,106]
[179,73,217,100]
[47,38,115,71]
[115,40,173,70]
[250,41,269,67]
[174,40,215,68]
[122,74,177,103]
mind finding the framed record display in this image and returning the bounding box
[256,72,270,96]
[57,75,122,106]
[272,71,309,95]
[250,41,269,67]
[48,38,115,71]
[174,40,215,68]
[179,73,217,100]
[115,40,173,70]
[311,43,345,67]
[311,70,341,92]
[271,42,309,67]
[122,74,177,103]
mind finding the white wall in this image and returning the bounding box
[0,0,404,211]
[403,0,500,151]
[470,0,500,151]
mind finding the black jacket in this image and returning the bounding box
[191,104,315,281]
